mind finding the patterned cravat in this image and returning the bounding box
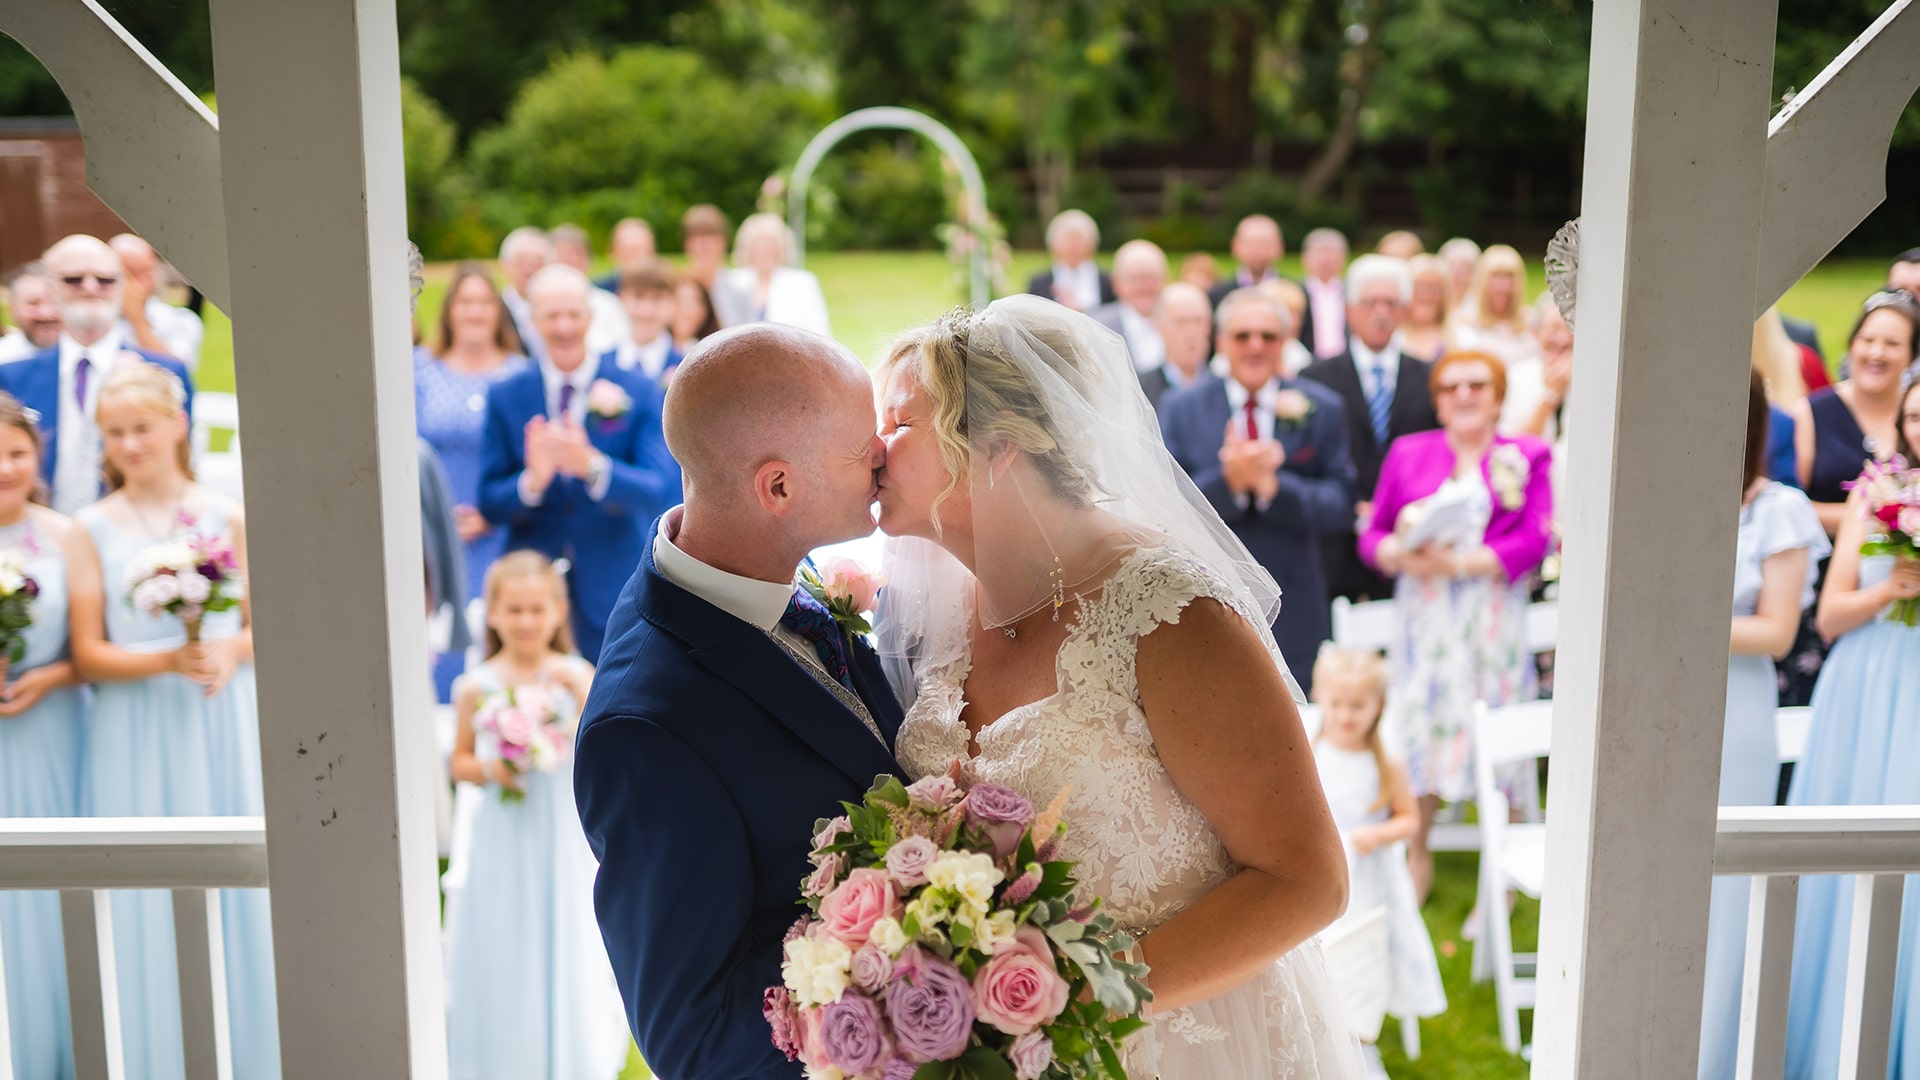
[780,586,854,692]
[75,353,92,412]
[1368,361,1393,445]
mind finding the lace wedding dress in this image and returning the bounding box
[895,545,1362,1078]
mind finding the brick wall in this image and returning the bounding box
[0,119,129,277]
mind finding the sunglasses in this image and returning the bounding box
[1230,330,1281,343]
[1438,379,1492,394]
[59,273,119,288]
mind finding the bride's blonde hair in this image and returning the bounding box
[879,308,1100,534]
[96,362,194,492]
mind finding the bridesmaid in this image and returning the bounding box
[1696,373,1828,1080]
[443,551,626,1080]
[0,393,86,1080]
[68,363,280,1080]
[1782,375,1920,1079]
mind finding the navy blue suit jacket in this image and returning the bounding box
[574,537,906,1079]
[0,345,195,493]
[1158,374,1354,692]
[477,361,680,662]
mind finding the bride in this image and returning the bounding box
[872,295,1362,1077]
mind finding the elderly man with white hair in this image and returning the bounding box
[1140,281,1214,410]
[109,233,205,369]
[1091,238,1169,372]
[478,264,681,662]
[0,235,194,514]
[1025,209,1114,312]
[0,263,62,362]
[498,225,555,357]
[1302,254,1441,602]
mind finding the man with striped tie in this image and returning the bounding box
[1303,254,1441,604]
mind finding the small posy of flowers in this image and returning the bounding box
[1271,388,1316,430]
[767,771,1152,1080]
[0,548,39,665]
[801,557,886,647]
[1489,443,1530,511]
[586,379,633,426]
[125,518,242,643]
[1846,454,1920,626]
[471,683,576,803]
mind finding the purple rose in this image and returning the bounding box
[819,990,891,1074]
[906,774,960,810]
[196,560,224,582]
[851,945,894,992]
[805,853,846,898]
[884,835,940,888]
[1008,1030,1054,1080]
[964,783,1035,858]
[882,1060,919,1080]
[884,948,976,1063]
[762,986,801,1062]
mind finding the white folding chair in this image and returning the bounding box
[1330,596,1399,652]
[191,390,241,454]
[1321,905,1392,1044]
[1469,698,1553,1054]
[1774,704,1813,765]
[1524,600,1558,655]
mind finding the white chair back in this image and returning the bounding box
[1524,600,1558,655]
[1471,698,1554,1055]
[1774,705,1813,765]
[191,390,240,453]
[1329,596,1398,652]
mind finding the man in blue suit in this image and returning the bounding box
[1160,287,1355,694]
[574,323,902,1079]
[479,264,680,663]
[0,234,194,515]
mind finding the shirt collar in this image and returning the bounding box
[541,350,600,397]
[652,507,796,632]
[1224,375,1281,411]
[1349,335,1401,373]
[60,328,123,371]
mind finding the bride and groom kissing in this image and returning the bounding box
[573,298,1363,1079]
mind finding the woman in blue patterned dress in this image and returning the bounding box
[0,394,87,1080]
[68,363,279,1079]
[416,263,530,699]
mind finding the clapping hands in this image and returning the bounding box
[522,416,599,496]
[1219,420,1284,503]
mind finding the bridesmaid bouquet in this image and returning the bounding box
[767,773,1152,1080]
[471,684,574,803]
[1850,454,1920,626]
[125,531,243,643]
[0,549,40,665]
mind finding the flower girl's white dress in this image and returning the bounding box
[897,547,1362,1078]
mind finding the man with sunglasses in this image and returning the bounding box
[1158,287,1355,693]
[0,234,194,514]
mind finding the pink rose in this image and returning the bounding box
[805,854,846,898]
[850,945,894,992]
[972,927,1069,1035]
[586,378,632,419]
[904,774,960,810]
[813,815,852,854]
[797,1005,827,1067]
[493,707,535,748]
[1008,1030,1055,1080]
[818,556,885,614]
[818,868,901,948]
[1899,506,1920,538]
[883,836,939,888]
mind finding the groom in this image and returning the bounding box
[573,323,903,1079]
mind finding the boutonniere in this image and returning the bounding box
[1270,388,1316,431]
[1489,443,1530,511]
[585,379,632,428]
[799,556,886,647]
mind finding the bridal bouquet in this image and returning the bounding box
[0,549,39,665]
[125,529,243,643]
[1849,454,1920,626]
[471,684,574,803]
[767,773,1152,1080]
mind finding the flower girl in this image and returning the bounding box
[443,551,626,1079]
[1312,648,1448,1034]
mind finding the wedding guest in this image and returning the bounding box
[1749,308,1807,489]
[1303,255,1441,603]
[719,213,832,338]
[1437,237,1481,314]
[1790,290,1918,536]
[498,226,555,357]
[1401,255,1453,363]
[1782,376,1920,1078]
[1091,238,1168,372]
[1140,282,1212,410]
[612,260,684,384]
[1504,294,1572,441]
[1300,228,1351,360]
[0,263,61,363]
[444,551,628,1080]
[681,204,747,327]
[1178,251,1221,293]
[670,277,721,353]
[1888,247,1920,298]
[1160,288,1355,693]
[69,362,278,1078]
[0,394,85,1080]
[1450,244,1539,372]
[1312,648,1447,1043]
[109,234,204,370]
[416,262,531,699]
[1255,278,1316,379]
[1208,214,1289,308]
[478,265,680,663]
[1761,305,1831,394]
[1359,350,1553,901]
[592,217,657,293]
[1695,372,1828,1080]
[1375,230,1426,260]
[1025,209,1113,312]
[549,223,631,357]
[0,234,194,515]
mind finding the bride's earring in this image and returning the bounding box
[1049,555,1066,621]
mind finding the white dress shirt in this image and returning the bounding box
[1050,261,1102,312]
[503,288,542,358]
[652,509,832,682]
[53,329,124,515]
[124,297,205,370]
[1348,337,1402,403]
[518,353,612,506]
[614,333,674,382]
[1115,305,1165,373]
[0,330,34,364]
[585,286,631,359]
[1222,376,1285,512]
[1306,277,1347,359]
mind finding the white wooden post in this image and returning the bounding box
[204,1,447,1076]
[1836,874,1905,1079]
[1530,0,1779,1074]
[60,890,123,1080]
[1734,875,1797,1080]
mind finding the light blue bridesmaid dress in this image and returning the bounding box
[1697,483,1827,1080]
[1783,551,1920,1080]
[0,515,86,1080]
[79,502,281,1080]
[442,660,626,1080]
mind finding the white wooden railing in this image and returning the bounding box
[1714,805,1920,1080]
[0,817,267,1080]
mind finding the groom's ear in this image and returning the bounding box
[754,459,799,516]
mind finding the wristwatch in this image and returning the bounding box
[586,452,609,490]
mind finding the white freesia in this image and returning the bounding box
[971,908,1020,954]
[868,915,910,957]
[780,935,851,1007]
[804,1065,847,1080]
[925,850,1003,908]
